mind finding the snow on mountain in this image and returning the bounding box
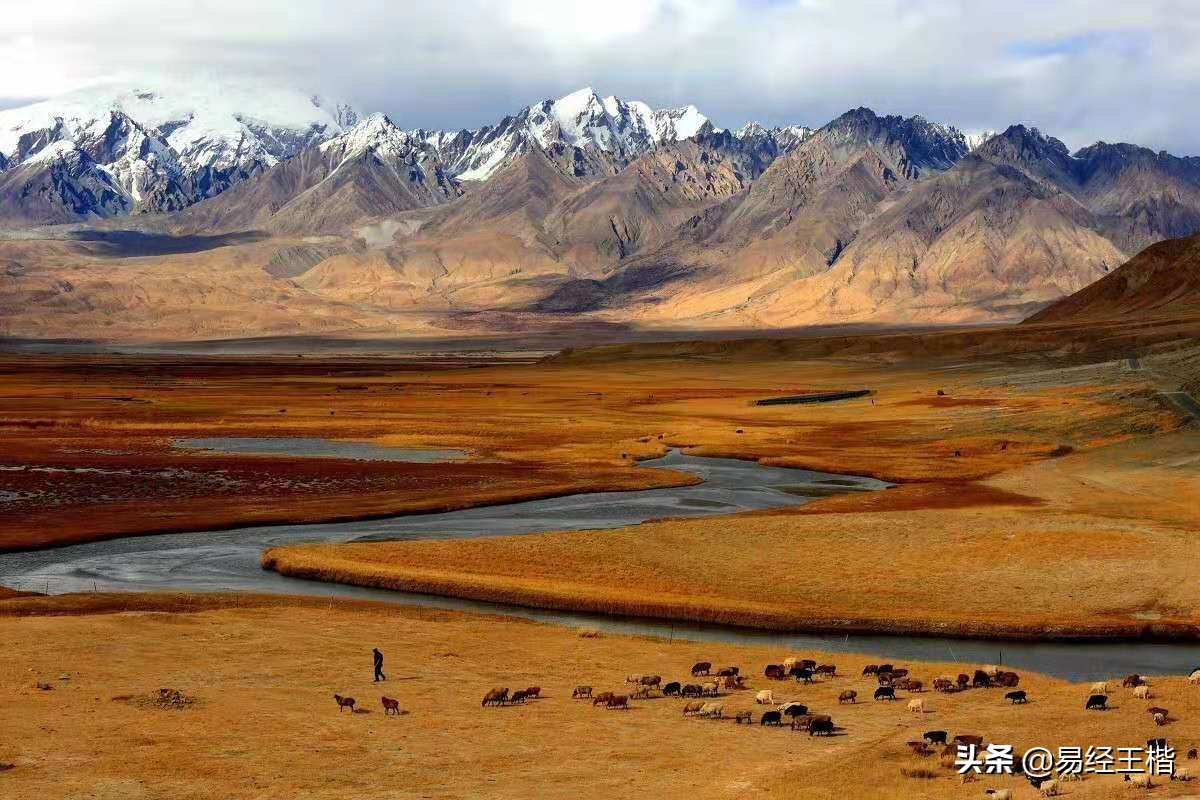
[0,78,358,221]
[965,129,998,151]
[434,87,715,182]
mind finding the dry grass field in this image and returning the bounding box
[3,595,1200,800]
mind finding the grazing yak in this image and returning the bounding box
[995,671,1020,688]
[735,710,753,724]
[923,730,948,745]
[631,685,653,700]
[878,664,893,674]
[897,679,923,693]
[755,690,775,705]
[1005,690,1027,704]
[1123,674,1145,688]
[800,659,817,670]
[662,682,681,697]
[481,689,507,707]
[1147,706,1169,717]
[572,685,593,699]
[764,664,787,680]
[592,692,615,707]
[509,690,527,704]
[1085,694,1108,710]
[862,664,879,676]
[681,684,704,698]
[334,694,357,713]
[932,677,954,693]
[838,690,857,704]
[691,661,712,676]
[760,710,783,726]
[953,734,984,747]
[381,696,401,715]
[780,702,808,718]
[972,670,992,688]
[1154,712,1167,726]
[715,666,740,678]
[808,716,834,736]
[524,686,541,699]
[815,664,837,677]
[639,675,661,687]
[724,675,745,690]
[792,668,815,684]
[874,686,897,701]
[605,695,629,710]
[956,674,970,689]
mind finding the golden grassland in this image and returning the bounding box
[263,342,1200,640]
[2,595,1199,800]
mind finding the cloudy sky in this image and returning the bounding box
[3,0,1199,153]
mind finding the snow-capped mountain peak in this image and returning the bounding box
[0,78,359,220]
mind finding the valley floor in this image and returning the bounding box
[2,595,1200,800]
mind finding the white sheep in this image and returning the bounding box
[1089,681,1109,694]
[782,658,798,670]
[1134,685,1152,699]
[702,681,719,696]
[1057,771,1083,783]
[984,789,1012,800]
[982,664,1001,677]
[699,701,724,718]
[625,674,644,684]
[1189,670,1200,685]
[756,690,775,705]
[1039,780,1059,797]
[1126,773,1153,788]
[907,698,924,713]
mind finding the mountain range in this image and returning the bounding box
[1,79,1198,342]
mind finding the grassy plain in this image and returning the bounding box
[3,595,1200,800]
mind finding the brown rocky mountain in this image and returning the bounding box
[1026,231,1200,323]
[3,100,1200,343]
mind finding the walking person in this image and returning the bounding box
[373,647,386,682]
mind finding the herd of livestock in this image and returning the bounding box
[476,657,1039,737]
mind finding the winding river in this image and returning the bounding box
[2,442,1196,681]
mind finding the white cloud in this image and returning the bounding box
[1,0,1198,153]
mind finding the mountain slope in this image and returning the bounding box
[1026,231,1200,323]
[0,80,356,223]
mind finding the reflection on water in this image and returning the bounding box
[174,437,467,463]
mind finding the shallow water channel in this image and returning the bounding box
[2,442,1196,681]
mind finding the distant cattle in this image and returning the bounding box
[808,716,834,736]
[334,694,357,712]
[572,685,593,699]
[838,690,857,704]
[878,664,893,674]
[792,668,814,684]
[891,668,909,679]
[481,689,507,707]
[639,675,661,687]
[716,666,740,678]
[592,692,614,706]
[1005,690,1027,704]
[897,679,923,693]
[760,710,783,726]
[816,664,836,677]
[924,730,948,745]
[956,674,970,689]
[995,671,1020,688]
[765,664,787,680]
[780,702,808,718]
[681,684,704,698]
[1123,674,1144,688]
[953,734,984,748]
[691,662,712,676]
[509,690,527,704]
[662,682,681,697]
[972,670,992,688]
[874,686,896,701]
[381,696,400,715]
[932,677,954,693]
[606,695,629,710]
[524,686,541,699]
[631,685,653,699]
[800,659,817,670]
[862,665,879,676]
[724,675,746,690]
[625,674,645,685]
[1085,694,1108,711]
